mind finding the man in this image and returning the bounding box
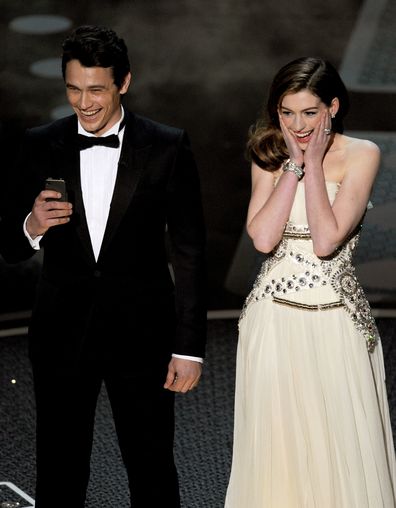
[1,25,206,507]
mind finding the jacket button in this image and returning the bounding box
[93,270,101,278]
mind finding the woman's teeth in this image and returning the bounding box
[296,131,312,139]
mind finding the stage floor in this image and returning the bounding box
[1,318,396,507]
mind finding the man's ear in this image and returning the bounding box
[120,72,132,95]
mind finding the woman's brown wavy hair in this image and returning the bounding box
[247,57,349,171]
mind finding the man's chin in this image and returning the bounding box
[80,122,103,135]
[76,115,103,134]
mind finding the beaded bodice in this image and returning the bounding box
[240,181,379,353]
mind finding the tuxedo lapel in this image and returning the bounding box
[50,117,96,266]
[49,112,152,265]
[98,112,151,261]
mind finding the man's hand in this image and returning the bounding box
[27,190,73,238]
[164,357,202,393]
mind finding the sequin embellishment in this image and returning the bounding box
[240,221,379,353]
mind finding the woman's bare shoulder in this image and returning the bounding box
[342,134,380,158]
[340,135,381,184]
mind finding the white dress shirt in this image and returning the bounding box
[78,111,124,261]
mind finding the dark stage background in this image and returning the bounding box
[1,0,395,317]
[0,2,396,507]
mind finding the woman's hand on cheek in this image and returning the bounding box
[278,113,304,166]
[304,110,332,166]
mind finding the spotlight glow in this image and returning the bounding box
[9,15,72,35]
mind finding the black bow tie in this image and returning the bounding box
[78,133,120,150]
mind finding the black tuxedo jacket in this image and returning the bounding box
[1,110,206,373]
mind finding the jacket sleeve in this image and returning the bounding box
[166,131,207,358]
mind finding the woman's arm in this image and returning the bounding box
[304,135,380,257]
[246,161,299,253]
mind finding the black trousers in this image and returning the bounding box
[32,363,180,508]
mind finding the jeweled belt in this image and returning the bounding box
[240,246,379,353]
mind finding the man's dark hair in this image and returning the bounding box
[62,25,130,88]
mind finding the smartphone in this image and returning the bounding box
[45,177,68,202]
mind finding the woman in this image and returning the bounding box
[225,57,396,507]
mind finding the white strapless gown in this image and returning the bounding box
[225,182,396,507]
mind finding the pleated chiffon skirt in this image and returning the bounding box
[225,300,396,507]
